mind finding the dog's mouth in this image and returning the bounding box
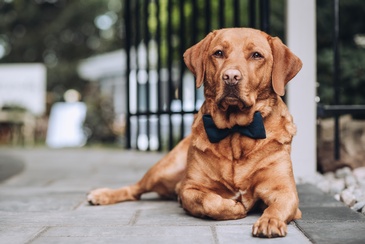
[217,86,250,111]
[218,94,248,112]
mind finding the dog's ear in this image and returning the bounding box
[269,37,303,96]
[183,32,214,88]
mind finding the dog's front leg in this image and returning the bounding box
[252,182,301,238]
[87,185,141,205]
[179,187,248,220]
[87,135,191,205]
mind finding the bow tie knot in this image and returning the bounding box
[203,111,266,143]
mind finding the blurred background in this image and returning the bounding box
[0,0,365,173]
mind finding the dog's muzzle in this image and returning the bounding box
[218,85,248,111]
[217,68,248,110]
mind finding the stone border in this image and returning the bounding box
[314,166,365,215]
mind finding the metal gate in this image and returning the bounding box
[124,0,270,151]
[317,0,365,160]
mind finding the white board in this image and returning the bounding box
[46,102,87,148]
[0,63,46,116]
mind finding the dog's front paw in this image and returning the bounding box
[87,188,115,205]
[252,217,287,238]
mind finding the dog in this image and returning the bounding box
[87,28,303,238]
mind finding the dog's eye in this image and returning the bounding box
[213,50,224,58]
[252,52,263,59]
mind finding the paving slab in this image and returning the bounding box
[215,225,310,244]
[0,226,45,244]
[295,184,365,244]
[1,148,363,243]
[39,226,216,244]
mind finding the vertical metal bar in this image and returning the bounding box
[125,0,131,149]
[167,0,173,149]
[144,0,151,150]
[219,0,225,28]
[333,0,341,160]
[205,0,211,34]
[133,0,141,148]
[179,0,185,140]
[233,0,240,27]
[192,0,198,114]
[156,0,162,151]
[192,0,198,42]
[260,0,270,33]
[249,0,256,28]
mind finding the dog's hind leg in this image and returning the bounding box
[87,135,191,205]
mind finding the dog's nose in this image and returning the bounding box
[223,69,242,86]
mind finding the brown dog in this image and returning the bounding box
[87,28,303,238]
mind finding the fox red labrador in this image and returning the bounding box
[88,28,303,238]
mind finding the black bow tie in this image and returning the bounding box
[203,111,266,143]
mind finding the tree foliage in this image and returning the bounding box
[0,0,123,98]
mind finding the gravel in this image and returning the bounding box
[301,166,365,215]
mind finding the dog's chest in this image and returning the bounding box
[218,133,259,161]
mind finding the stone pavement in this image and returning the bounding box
[0,148,365,244]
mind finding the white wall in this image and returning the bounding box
[286,0,317,180]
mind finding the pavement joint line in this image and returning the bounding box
[25,226,50,244]
[72,199,87,210]
[210,225,220,244]
[293,220,314,243]
[129,209,141,226]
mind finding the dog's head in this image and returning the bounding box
[184,28,302,127]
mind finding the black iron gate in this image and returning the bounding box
[124,0,270,151]
[317,0,365,160]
